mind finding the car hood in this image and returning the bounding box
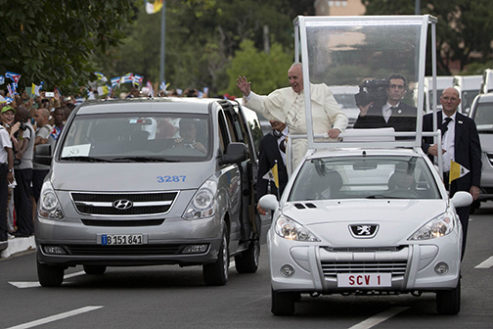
[281,199,448,246]
[50,162,214,192]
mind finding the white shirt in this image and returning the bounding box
[442,112,456,172]
[382,102,400,123]
[0,126,12,164]
[245,83,348,169]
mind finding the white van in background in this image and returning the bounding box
[327,85,360,128]
[480,69,493,94]
[454,75,482,114]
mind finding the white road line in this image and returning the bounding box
[9,271,85,288]
[475,256,493,269]
[4,306,103,329]
[348,307,409,329]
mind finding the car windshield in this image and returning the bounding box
[60,112,211,162]
[473,102,493,132]
[288,155,440,201]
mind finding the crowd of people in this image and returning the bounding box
[0,90,71,250]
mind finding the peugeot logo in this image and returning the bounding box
[113,199,133,210]
[349,224,379,238]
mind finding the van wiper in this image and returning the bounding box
[61,156,110,162]
[106,156,179,162]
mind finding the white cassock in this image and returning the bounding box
[245,83,348,170]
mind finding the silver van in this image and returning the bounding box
[468,92,493,211]
[34,97,264,287]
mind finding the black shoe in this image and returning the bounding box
[0,239,8,251]
[13,232,33,238]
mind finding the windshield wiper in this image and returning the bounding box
[61,156,110,162]
[105,156,179,162]
[366,194,404,199]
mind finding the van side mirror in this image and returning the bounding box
[34,144,52,166]
[220,142,248,165]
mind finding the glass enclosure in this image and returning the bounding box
[295,15,434,148]
[288,156,440,201]
[60,113,211,162]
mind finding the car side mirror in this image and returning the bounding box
[220,142,248,165]
[34,144,52,166]
[451,191,473,208]
[259,194,279,211]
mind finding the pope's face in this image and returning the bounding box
[288,65,303,94]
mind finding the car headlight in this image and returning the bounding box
[183,179,217,220]
[275,215,320,242]
[39,180,64,220]
[409,211,455,240]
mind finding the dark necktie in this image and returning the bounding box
[441,117,452,136]
[279,136,286,153]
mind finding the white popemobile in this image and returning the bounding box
[259,15,472,316]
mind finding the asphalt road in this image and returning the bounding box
[0,205,492,329]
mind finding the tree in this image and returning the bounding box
[363,0,493,74]
[222,39,292,96]
[94,0,314,95]
[0,0,138,94]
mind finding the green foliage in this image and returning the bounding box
[364,0,493,74]
[0,0,138,94]
[222,40,292,96]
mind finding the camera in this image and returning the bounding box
[354,79,389,107]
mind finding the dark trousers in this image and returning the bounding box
[32,169,49,203]
[0,164,8,241]
[14,168,33,235]
[444,171,469,259]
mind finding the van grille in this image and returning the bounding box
[71,192,177,215]
[65,244,183,255]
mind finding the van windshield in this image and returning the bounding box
[60,113,211,162]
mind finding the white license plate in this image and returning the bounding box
[99,234,145,246]
[337,273,392,287]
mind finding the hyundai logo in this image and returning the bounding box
[113,199,133,210]
[349,224,379,238]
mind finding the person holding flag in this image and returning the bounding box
[256,120,288,216]
[423,87,481,259]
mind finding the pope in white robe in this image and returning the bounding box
[237,63,348,171]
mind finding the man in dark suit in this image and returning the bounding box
[256,120,289,215]
[423,87,481,258]
[354,74,417,132]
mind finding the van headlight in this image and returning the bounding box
[183,179,217,220]
[39,181,64,220]
[275,215,320,242]
[409,212,455,240]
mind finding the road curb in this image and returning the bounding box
[0,236,36,259]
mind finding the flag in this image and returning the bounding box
[121,73,133,84]
[94,72,107,83]
[133,74,143,87]
[7,84,13,96]
[262,162,280,189]
[0,75,4,85]
[110,77,121,87]
[146,81,154,97]
[449,160,470,184]
[5,71,21,84]
[145,0,163,14]
[11,82,18,93]
[159,81,169,91]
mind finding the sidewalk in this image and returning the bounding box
[0,236,36,259]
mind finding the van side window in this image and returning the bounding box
[218,110,230,153]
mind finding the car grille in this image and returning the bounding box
[321,261,408,278]
[319,246,409,280]
[71,192,178,215]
